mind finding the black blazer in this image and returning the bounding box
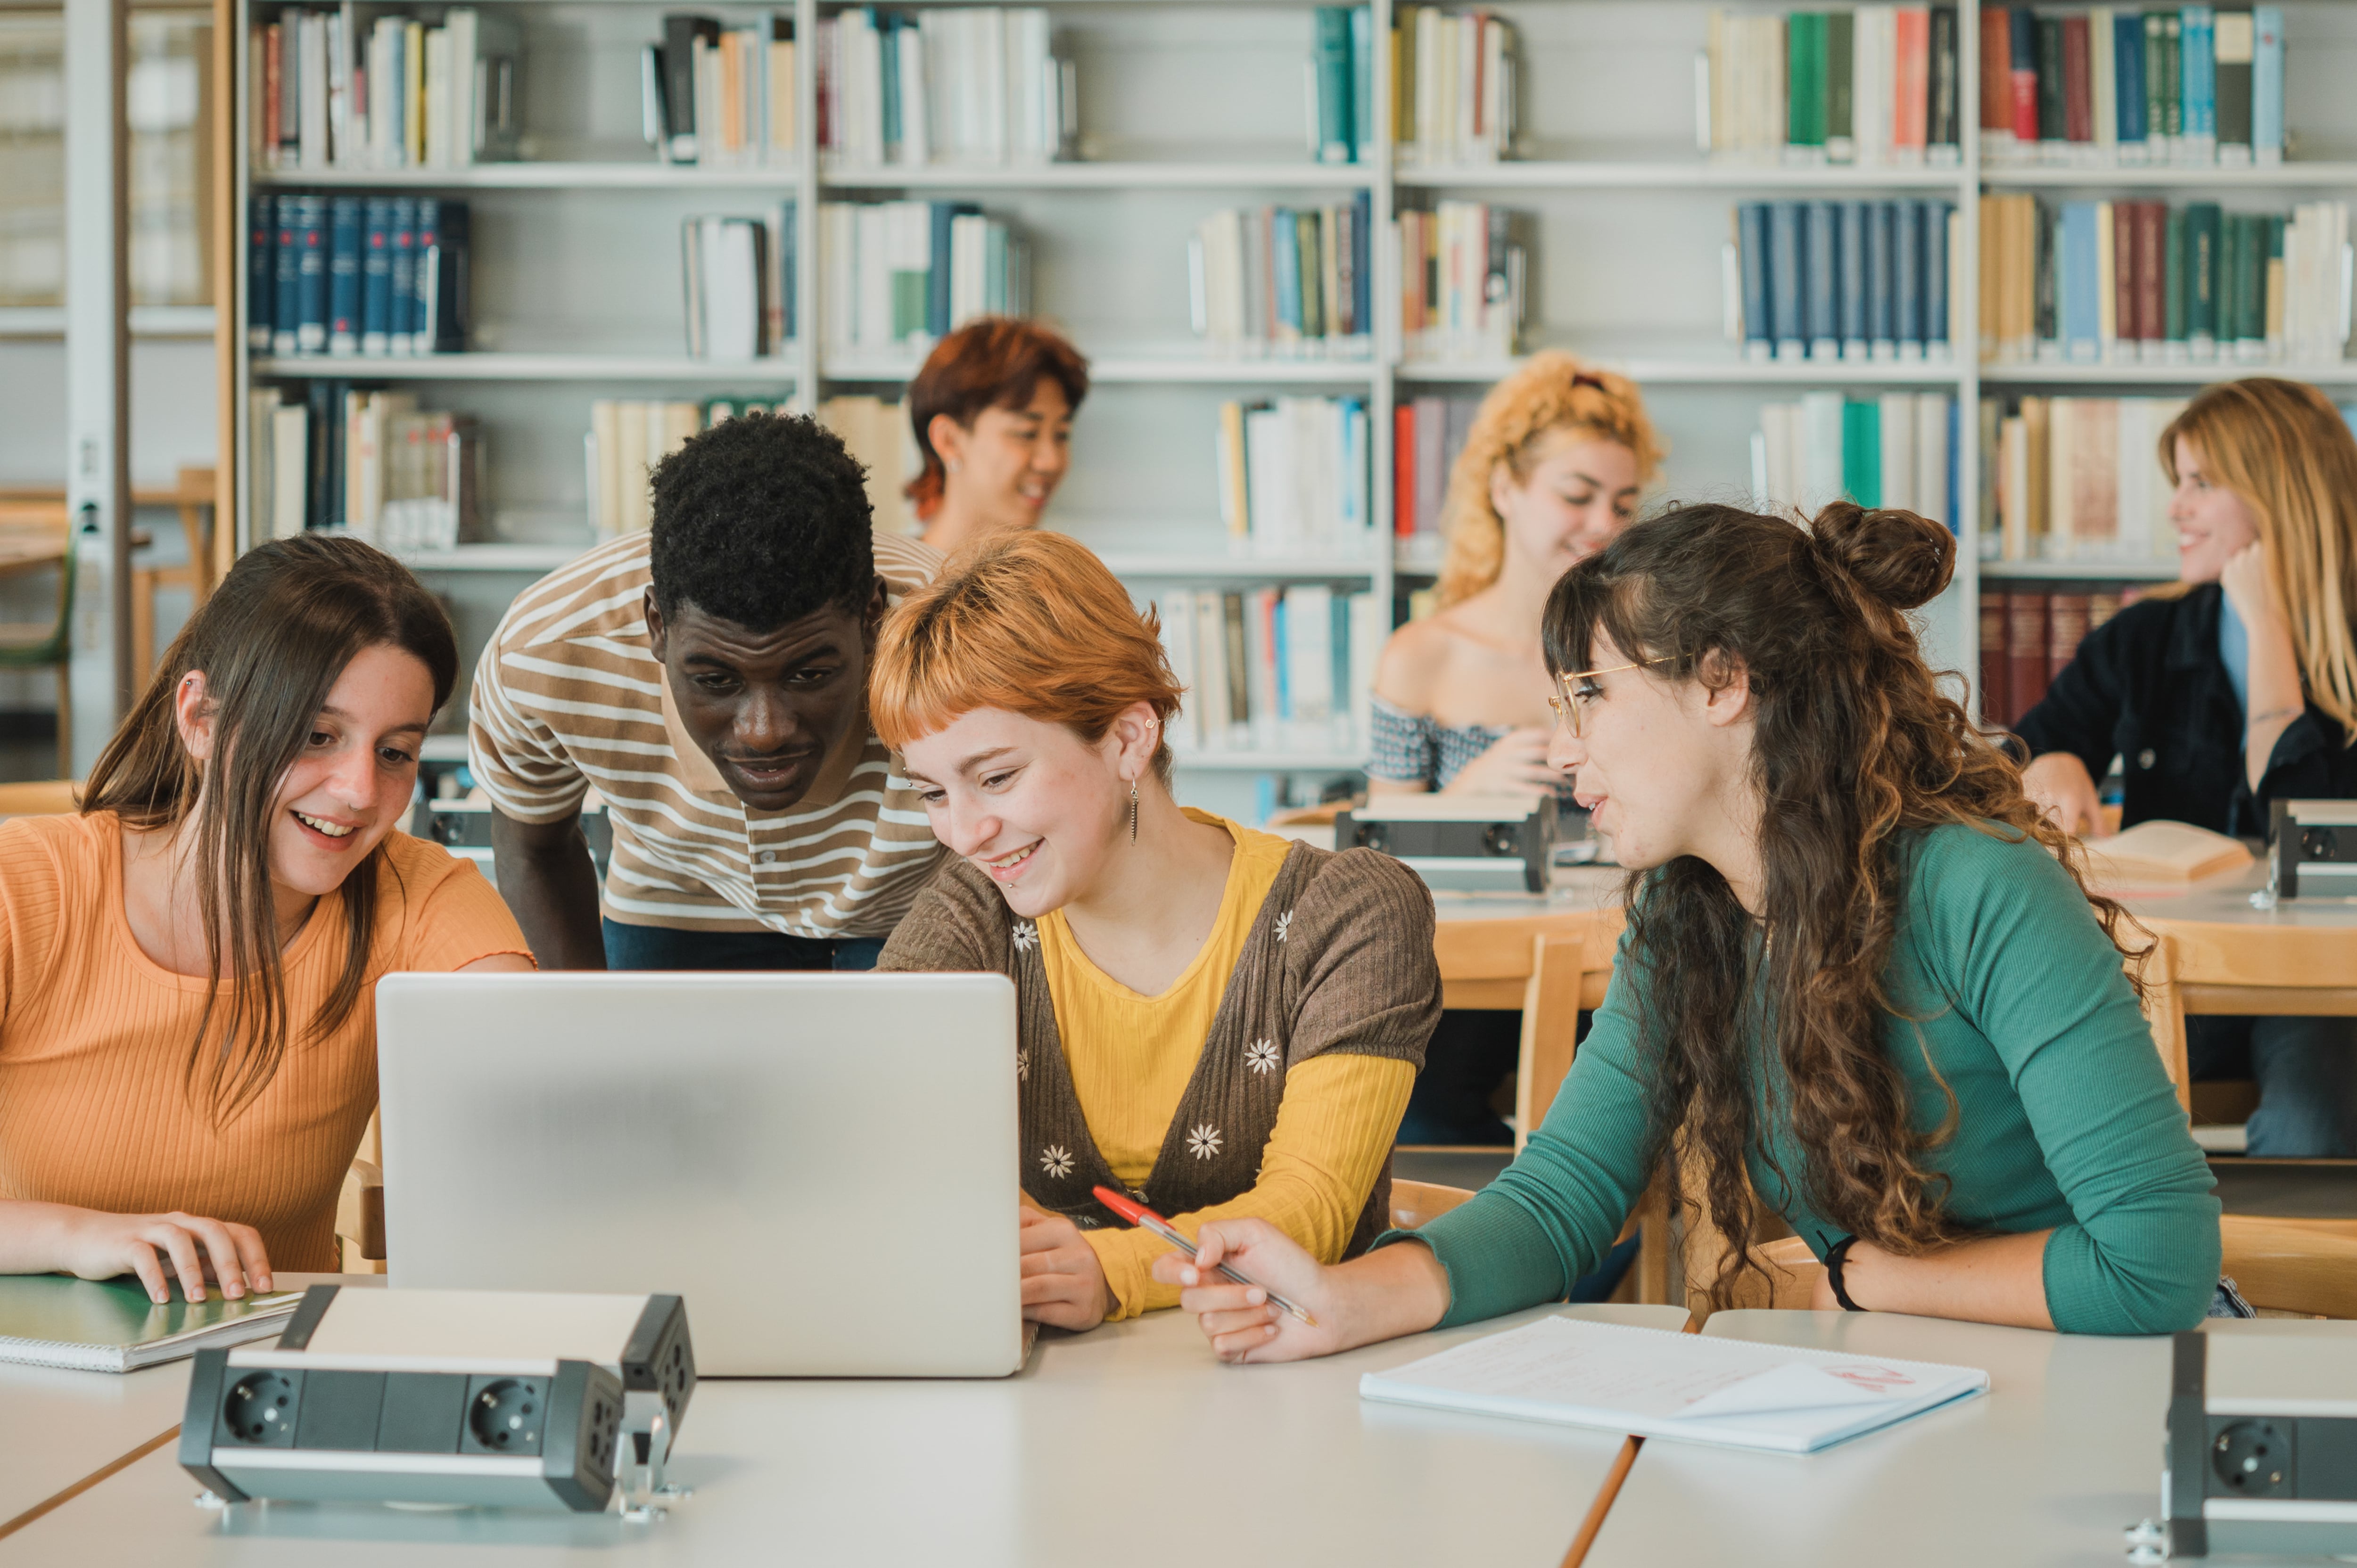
[2011,582,2357,837]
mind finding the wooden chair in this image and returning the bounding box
[2136,922,2357,1116]
[2221,1215,2357,1318]
[337,1109,388,1274]
[1388,1179,1475,1230]
[0,779,77,816]
[130,466,216,685]
[0,541,75,779]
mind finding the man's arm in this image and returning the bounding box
[488,808,607,969]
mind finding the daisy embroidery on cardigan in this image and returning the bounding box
[1016,1047,1030,1082]
[1040,1145,1074,1179]
[1187,1124,1223,1160]
[1011,920,1039,953]
[1274,909,1294,943]
[1244,1039,1281,1075]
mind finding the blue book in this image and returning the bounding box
[1272,208,1302,337]
[2252,6,2283,162]
[326,197,362,356]
[272,197,300,356]
[2060,202,2102,360]
[779,199,797,341]
[294,196,328,355]
[1338,398,1364,532]
[2116,12,2150,148]
[360,197,393,356]
[387,197,417,355]
[1350,5,1375,161]
[1865,201,1894,358]
[415,198,467,354]
[878,15,902,158]
[1768,201,1805,361]
[2182,7,2217,147]
[1894,201,1923,354]
[413,198,441,354]
[1839,199,1869,358]
[927,201,975,339]
[1925,202,1950,356]
[1737,202,1772,360]
[247,194,273,351]
[1272,595,1291,719]
[1805,201,1839,359]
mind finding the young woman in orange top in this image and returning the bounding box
[0,535,530,1304]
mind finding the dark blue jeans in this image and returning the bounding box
[2187,1013,2357,1158]
[601,917,884,973]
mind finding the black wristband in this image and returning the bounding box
[1822,1234,1866,1312]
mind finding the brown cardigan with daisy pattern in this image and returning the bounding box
[876,841,1441,1256]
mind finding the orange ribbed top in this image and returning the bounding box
[0,812,530,1270]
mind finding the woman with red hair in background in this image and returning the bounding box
[905,318,1090,558]
[873,532,1440,1334]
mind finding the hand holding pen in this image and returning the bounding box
[1092,1186,1318,1327]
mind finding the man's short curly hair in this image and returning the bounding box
[647,412,876,631]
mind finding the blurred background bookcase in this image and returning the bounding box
[226,0,2357,821]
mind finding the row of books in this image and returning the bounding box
[586,399,730,537]
[1391,394,1480,550]
[1155,586,1382,756]
[247,382,480,549]
[1983,394,2185,564]
[818,393,920,538]
[250,6,519,171]
[1392,7,1516,166]
[1188,198,1375,360]
[815,8,1072,169]
[818,200,1028,353]
[1978,195,2352,365]
[1214,397,1374,560]
[682,216,781,361]
[643,15,794,168]
[1732,199,1956,364]
[1753,391,1959,525]
[246,193,468,356]
[1304,8,1378,166]
[1977,585,2136,725]
[1401,202,1526,361]
[1978,5,2285,168]
[1701,7,1963,166]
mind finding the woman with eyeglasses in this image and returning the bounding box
[1152,500,2224,1358]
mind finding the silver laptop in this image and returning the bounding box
[375,971,1024,1377]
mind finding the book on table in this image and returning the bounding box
[1359,1316,1987,1454]
[0,1274,303,1373]
[2078,819,2253,885]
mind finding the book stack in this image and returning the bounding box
[1978,5,2285,168]
[1978,195,2352,364]
[248,382,480,549]
[1732,199,1957,364]
[818,393,918,538]
[1306,7,1378,165]
[1391,394,1483,562]
[249,194,469,358]
[819,200,1028,354]
[814,8,1072,169]
[1213,397,1374,559]
[249,6,519,171]
[1700,7,1963,166]
[681,213,791,360]
[1399,201,1526,361]
[1752,390,1957,525]
[1189,197,1375,361]
[643,14,796,168]
[1391,7,1510,164]
[1982,394,2185,563]
[1977,582,2142,726]
[1155,584,1383,757]
[585,398,742,538]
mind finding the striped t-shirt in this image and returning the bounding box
[468,530,946,939]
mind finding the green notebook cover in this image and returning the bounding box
[0,1274,301,1373]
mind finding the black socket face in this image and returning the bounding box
[466,1378,546,1455]
[222,1371,301,1447]
[2213,1419,2292,1496]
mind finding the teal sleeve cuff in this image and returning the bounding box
[1370,1189,1573,1329]
[2040,1213,2220,1335]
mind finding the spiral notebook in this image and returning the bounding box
[1360,1316,1988,1454]
[0,1274,303,1373]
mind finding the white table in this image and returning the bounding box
[0,1302,1689,1566]
[1585,1310,2357,1568]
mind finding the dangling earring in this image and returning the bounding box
[1129,779,1139,845]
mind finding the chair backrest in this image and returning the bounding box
[2222,1215,2357,1318]
[1388,1179,1475,1230]
[0,780,78,817]
[1722,1235,1823,1314]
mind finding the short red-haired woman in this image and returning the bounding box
[873,532,1440,1333]
[905,317,1090,558]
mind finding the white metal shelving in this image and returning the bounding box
[252,352,803,382]
[1977,559,2182,582]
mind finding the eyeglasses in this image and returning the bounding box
[1545,657,1669,738]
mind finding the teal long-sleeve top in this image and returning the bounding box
[1392,822,2221,1335]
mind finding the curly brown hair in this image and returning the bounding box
[1544,500,2145,1306]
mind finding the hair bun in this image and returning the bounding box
[1807,501,1955,611]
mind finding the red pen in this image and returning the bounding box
[1091,1185,1318,1328]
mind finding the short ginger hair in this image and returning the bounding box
[870,531,1182,783]
[903,318,1091,518]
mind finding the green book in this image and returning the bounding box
[1825,11,1855,161]
[1296,210,1324,342]
[1312,7,1353,164]
[1788,12,1826,152]
[2164,206,2188,344]
[2237,214,2266,351]
[2145,13,2170,156]
[2217,213,2242,345]
[2036,18,2068,143]
[2160,14,2184,139]
[0,1274,301,1373]
[2185,200,2220,345]
[1842,399,1880,507]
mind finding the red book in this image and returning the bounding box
[1394,403,1416,538]
[2048,593,2091,686]
[1894,8,1930,152]
[2061,16,2094,145]
[1979,589,2011,726]
[2008,591,2052,716]
[2134,202,2166,347]
[1980,8,2014,143]
[2011,28,2041,144]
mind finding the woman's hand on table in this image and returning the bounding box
[3,1200,274,1305]
[1151,1218,1452,1364]
[1442,729,1560,796]
[1019,1206,1112,1330]
[2020,752,2107,838]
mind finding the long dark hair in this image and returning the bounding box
[1545,501,2139,1304]
[82,534,457,1119]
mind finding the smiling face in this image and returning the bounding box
[2170,435,2262,584]
[1546,632,1755,875]
[898,706,1125,920]
[1492,434,1643,584]
[648,583,883,812]
[242,642,435,900]
[932,378,1074,537]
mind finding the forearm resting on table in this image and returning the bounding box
[1832,1229,2055,1330]
[488,808,606,969]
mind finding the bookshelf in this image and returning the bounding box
[224,2,2357,817]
